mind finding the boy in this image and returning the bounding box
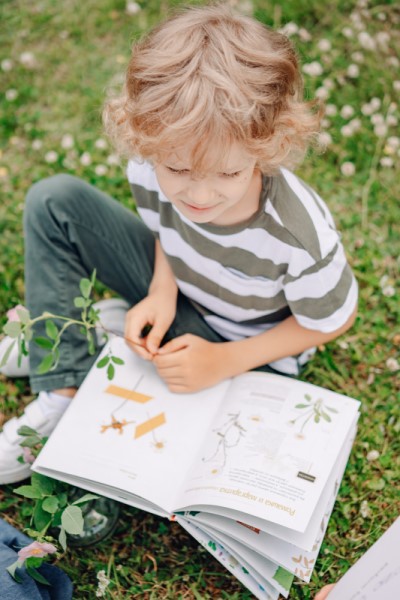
[0,4,357,484]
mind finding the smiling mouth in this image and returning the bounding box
[184,203,214,212]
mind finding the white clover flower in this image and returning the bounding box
[370,97,381,111]
[1,58,13,72]
[45,151,59,164]
[360,500,370,519]
[95,570,111,598]
[325,103,338,116]
[5,89,18,101]
[347,64,360,78]
[80,152,92,166]
[358,31,376,51]
[95,138,107,150]
[366,449,380,462]
[338,340,349,350]
[388,57,400,68]
[388,102,397,113]
[374,123,388,138]
[387,115,398,127]
[342,27,353,38]
[302,61,323,77]
[317,39,331,52]
[318,132,332,147]
[351,51,364,63]
[341,161,355,176]
[340,105,355,119]
[61,134,74,149]
[371,113,384,125]
[32,139,43,150]
[379,274,389,287]
[393,81,400,92]
[375,31,390,49]
[349,118,361,132]
[382,283,395,295]
[321,118,331,129]
[298,28,312,42]
[377,11,386,21]
[341,125,354,137]
[361,102,374,116]
[19,51,37,68]
[387,136,400,149]
[126,1,141,15]
[95,164,108,176]
[386,357,399,371]
[315,86,329,100]
[107,153,120,165]
[322,78,334,90]
[280,22,299,37]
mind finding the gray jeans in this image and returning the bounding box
[24,174,283,393]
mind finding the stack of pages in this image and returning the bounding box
[34,338,360,599]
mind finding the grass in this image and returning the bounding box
[0,0,399,598]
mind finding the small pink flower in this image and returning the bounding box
[18,541,57,563]
[6,304,26,322]
[22,447,36,464]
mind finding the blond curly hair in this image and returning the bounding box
[103,3,321,175]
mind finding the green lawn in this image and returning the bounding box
[0,0,399,598]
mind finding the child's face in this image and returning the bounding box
[154,141,261,226]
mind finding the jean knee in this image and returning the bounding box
[24,174,81,231]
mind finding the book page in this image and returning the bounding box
[33,338,229,514]
[326,518,400,600]
[176,372,360,532]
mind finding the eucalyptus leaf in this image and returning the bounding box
[3,321,22,338]
[45,320,58,340]
[61,505,84,535]
[0,339,16,367]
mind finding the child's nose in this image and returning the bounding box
[187,178,214,205]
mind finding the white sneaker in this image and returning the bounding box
[0,392,69,485]
[0,297,130,378]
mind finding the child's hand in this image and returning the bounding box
[314,584,336,600]
[153,334,229,393]
[124,293,177,360]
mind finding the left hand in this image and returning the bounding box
[153,334,229,393]
[314,584,336,600]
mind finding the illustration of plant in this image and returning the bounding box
[288,394,338,438]
[290,554,315,580]
[202,412,246,469]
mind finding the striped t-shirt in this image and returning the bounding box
[127,159,358,375]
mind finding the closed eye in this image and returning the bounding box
[166,166,189,175]
[221,171,242,178]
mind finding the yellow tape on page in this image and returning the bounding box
[134,413,166,439]
[105,384,153,404]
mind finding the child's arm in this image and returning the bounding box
[153,307,357,393]
[125,240,178,358]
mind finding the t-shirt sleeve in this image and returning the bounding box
[283,238,358,333]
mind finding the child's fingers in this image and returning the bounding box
[157,334,190,355]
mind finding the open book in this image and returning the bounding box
[33,337,360,599]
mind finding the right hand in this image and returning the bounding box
[124,292,177,360]
[314,584,336,600]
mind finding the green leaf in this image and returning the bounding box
[17,425,38,437]
[107,363,115,380]
[304,394,312,401]
[6,560,23,583]
[59,527,67,552]
[45,320,58,340]
[96,355,109,369]
[24,326,33,342]
[20,435,42,448]
[314,414,320,423]
[0,339,16,367]
[72,493,99,505]
[26,556,45,569]
[31,472,55,495]
[42,496,59,514]
[24,528,41,539]
[3,321,22,338]
[33,501,53,532]
[61,505,84,535]
[74,296,86,308]
[367,478,385,491]
[58,492,68,508]
[111,356,125,365]
[79,278,92,299]
[13,485,43,499]
[90,268,97,286]
[26,566,51,586]
[34,336,54,350]
[326,406,339,413]
[16,307,30,324]
[37,353,54,375]
[272,566,294,592]
[321,411,332,422]
[87,331,95,355]
[295,403,309,409]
